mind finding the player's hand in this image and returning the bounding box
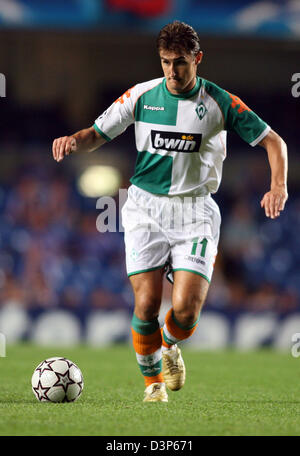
[52,136,77,162]
[260,185,288,219]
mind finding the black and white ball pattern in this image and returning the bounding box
[31,357,84,403]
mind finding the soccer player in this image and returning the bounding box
[52,21,288,402]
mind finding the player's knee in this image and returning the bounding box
[173,309,199,328]
[134,294,161,321]
[173,294,205,327]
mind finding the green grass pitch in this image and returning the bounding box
[0,343,300,436]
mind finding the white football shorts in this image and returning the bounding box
[121,185,221,283]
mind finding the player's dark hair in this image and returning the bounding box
[156,21,201,56]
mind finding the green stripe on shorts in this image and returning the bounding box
[172,268,210,284]
[128,264,166,277]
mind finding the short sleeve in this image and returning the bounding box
[224,91,270,146]
[93,86,136,141]
[203,80,270,147]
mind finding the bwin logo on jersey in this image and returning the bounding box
[151,130,202,152]
[196,102,207,121]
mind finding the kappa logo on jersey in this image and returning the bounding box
[144,104,165,111]
[151,130,202,152]
[196,102,208,121]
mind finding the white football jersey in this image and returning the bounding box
[94,76,270,196]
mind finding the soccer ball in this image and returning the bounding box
[31,356,84,403]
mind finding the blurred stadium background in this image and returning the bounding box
[0,0,299,352]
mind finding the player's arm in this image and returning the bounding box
[53,85,136,162]
[219,90,288,218]
[258,129,288,219]
[52,126,106,162]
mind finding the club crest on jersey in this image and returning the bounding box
[151,130,202,152]
[196,102,207,121]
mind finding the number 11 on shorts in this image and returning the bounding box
[191,237,208,257]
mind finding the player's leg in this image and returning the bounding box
[130,268,168,402]
[171,269,209,328]
[162,195,221,391]
[161,271,209,390]
[122,186,171,401]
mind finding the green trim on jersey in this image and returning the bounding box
[202,79,268,144]
[93,123,111,142]
[134,81,178,125]
[130,151,173,194]
[163,76,201,99]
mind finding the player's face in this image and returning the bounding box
[159,49,203,94]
